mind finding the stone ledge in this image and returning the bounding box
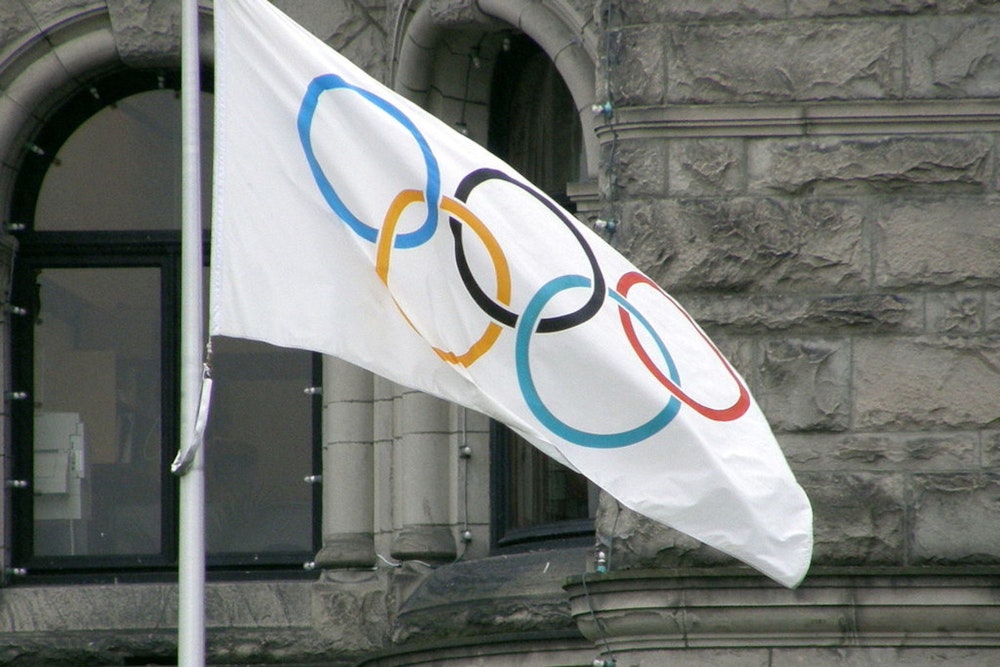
[598,100,1000,139]
[563,568,1000,651]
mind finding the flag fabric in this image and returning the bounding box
[211,0,813,587]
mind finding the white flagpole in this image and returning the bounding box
[178,0,206,664]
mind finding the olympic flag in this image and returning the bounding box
[211,0,813,587]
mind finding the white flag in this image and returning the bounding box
[212,0,813,587]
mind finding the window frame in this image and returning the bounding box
[486,34,594,550]
[7,68,322,579]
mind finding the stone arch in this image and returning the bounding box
[392,0,599,178]
[0,5,214,224]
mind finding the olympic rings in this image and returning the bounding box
[298,74,440,249]
[514,275,681,448]
[616,272,750,422]
[298,74,753,450]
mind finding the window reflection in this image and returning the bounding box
[205,338,315,555]
[33,267,161,556]
[34,89,212,232]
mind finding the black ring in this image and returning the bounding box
[451,168,605,333]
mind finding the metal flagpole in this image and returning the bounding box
[178,0,205,664]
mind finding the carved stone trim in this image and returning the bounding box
[564,569,1000,652]
[597,100,1000,140]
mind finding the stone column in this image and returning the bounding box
[390,389,456,562]
[314,356,375,568]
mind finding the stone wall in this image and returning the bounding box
[594,0,1000,575]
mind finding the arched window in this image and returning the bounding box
[487,35,595,547]
[9,69,320,575]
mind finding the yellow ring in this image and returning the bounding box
[375,190,511,367]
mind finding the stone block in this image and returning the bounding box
[874,197,1000,287]
[595,495,735,570]
[780,431,980,472]
[106,0,181,67]
[748,135,993,195]
[620,0,786,22]
[911,473,1000,563]
[774,647,1000,666]
[666,21,902,103]
[906,17,1000,97]
[757,338,851,432]
[604,25,666,106]
[312,570,389,649]
[4,0,98,48]
[982,430,1000,466]
[616,197,866,292]
[605,137,668,198]
[801,472,906,565]
[789,0,941,17]
[0,4,38,59]
[854,337,1000,429]
[683,293,922,334]
[926,291,984,334]
[332,16,391,84]
[399,391,451,434]
[669,138,745,195]
[984,289,1000,332]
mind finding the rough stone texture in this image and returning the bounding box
[772,647,1000,667]
[312,570,390,650]
[781,431,981,472]
[926,290,985,334]
[747,135,994,194]
[389,549,587,644]
[854,337,1000,429]
[682,293,923,334]
[906,17,1000,98]
[757,338,851,432]
[604,137,668,198]
[0,0,100,57]
[669,138,745,195]
[273,0,389,81]
[986,290,1000,331]
[620,0,786,22]
[874,197,1000,287]
[595,493,735,570]
[603,24,666,106]
[790,0,941,16]
[665,21,903,103]
[911,473,1000,563]
[982,429,1000,466]
[106,0,182,67]
[616,197,866,292]
[801,472,906,564]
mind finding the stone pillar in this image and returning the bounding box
[390,390,456,562]
[314,356,375,568]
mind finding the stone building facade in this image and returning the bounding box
[1,0,999,665]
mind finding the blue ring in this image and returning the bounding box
[298,74,440,249]
[515,275,682,449]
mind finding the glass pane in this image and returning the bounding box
[205,338,314,555]
[34,89,213,231]
[505,432,591,530]
[32,267,161,557]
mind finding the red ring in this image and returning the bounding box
[616,272,751,422]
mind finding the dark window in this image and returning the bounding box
[9,70,320,576]
[487,35,595,547]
